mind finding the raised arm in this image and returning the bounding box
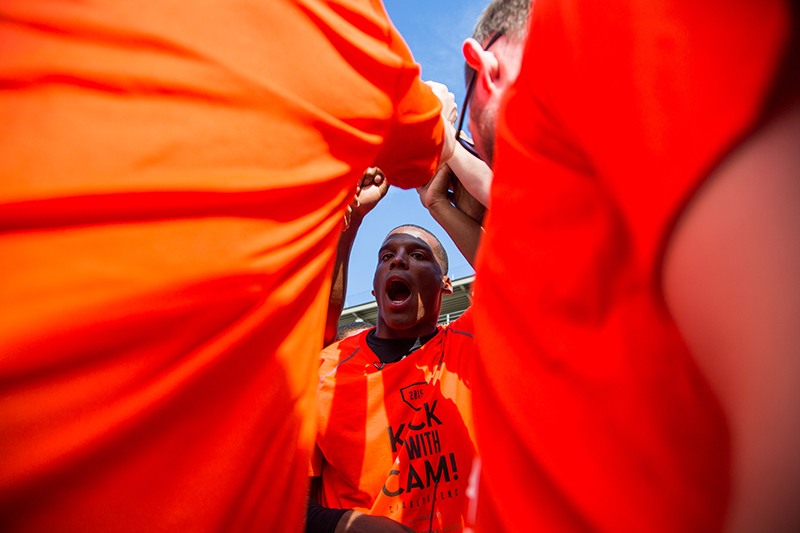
[425,80,493,207]
[324,168,389,347]
[372,77,453,190]
[444,137,493,208]
[417,165,484,268]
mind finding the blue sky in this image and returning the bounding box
[343,0,488,308]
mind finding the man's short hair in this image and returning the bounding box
[389,224,449,276]
[473,0,532,43]
[466,0,532,83]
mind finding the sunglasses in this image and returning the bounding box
[454,29,506,161]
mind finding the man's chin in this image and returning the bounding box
[382,316,417,332]
[378,315,430,338]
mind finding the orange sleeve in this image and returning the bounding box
[0,0,442,530]
[373,24,444,189]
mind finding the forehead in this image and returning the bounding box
[381,227,437,251]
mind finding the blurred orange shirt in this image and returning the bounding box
[472,1,792,532]
[312,313,477,532]
[0,0,443,531]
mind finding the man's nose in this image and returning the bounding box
[390,252,408,269]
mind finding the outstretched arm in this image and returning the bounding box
[445,138,493,208]
[425,80,493,207]
[324,168,389,346]
[417,165,484,268]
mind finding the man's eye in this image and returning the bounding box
[411,252,425,260]
[380,253,393,262]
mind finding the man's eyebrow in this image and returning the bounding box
[412,239,434,253]
[411,243,433,254]
[384,237,432,251]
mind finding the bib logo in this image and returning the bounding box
[400,382,427,411]
[383,392,459,498]
[381,452,459,497]
[381,381,471,526]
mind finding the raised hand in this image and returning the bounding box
[424,81,458,125]
[417,165,485,224]
[416,164,485,268]
[343,167,390,230]
[416,164,453,211]
[450,173,486,224]
[424,81,457,165]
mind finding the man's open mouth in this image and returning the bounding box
[386,279,411,304]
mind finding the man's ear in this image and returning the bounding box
[463,38,484,72]
[441,275,453,295]
[462,38,500,92]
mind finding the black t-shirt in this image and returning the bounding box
[365,328,439,366]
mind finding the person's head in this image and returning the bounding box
[337,321,373,340]
[372,225,452,339]
[461,0,531,165]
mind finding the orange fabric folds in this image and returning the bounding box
[0,0,443,531]
[472,0,791,532]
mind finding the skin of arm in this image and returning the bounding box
[417,165,484,268]
[424,81,458,169]
[324,168,389,347]
[445,139,494,208]
[663,101,800,532]
[449,171,487,226]
[425,80,493,208]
